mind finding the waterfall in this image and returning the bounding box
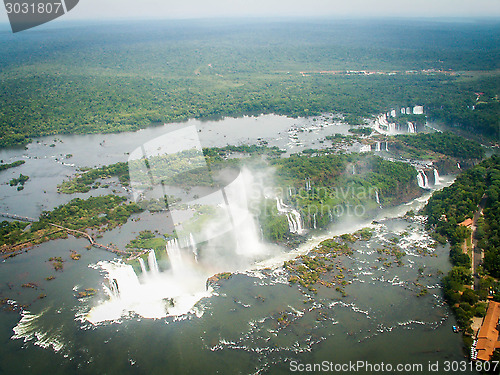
[417,171,429,189]
[423,172,429,188]
[385,142,389,151]
[147,249,160,275]
[139,258,148,275]
[102,264,141,299]
[166,239,184,274]
[352,165,356,175]
[417,172,424,188]
[188,233,198,262]
[376,142,381,152]
[109,279,119,298]
[276,197,303,234]
[291,210,303,233]
[305,178,312,191]
[457,163,461,169]
[313,213,317,229]
[407,122,416,133]
[375,190,381,206]
[433,168,441,185]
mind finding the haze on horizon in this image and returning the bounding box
[0,0,499,24]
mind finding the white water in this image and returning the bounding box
[165,239,184,274]
[189,233,198,262]
[147,249,160,275]
[276,198,304,234]
[407,122,416,133]
[417,170,429,189]
[87,252,211,323]
[139,258,148,274]
[375,190,381,206]
[253,174,456,271]
[11,308,65,353]
[433,168,441,185]
[88,168,278,324]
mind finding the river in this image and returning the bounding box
[0,114,476,374]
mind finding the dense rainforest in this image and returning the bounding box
[424,156,500,337]
[0,19,498,148]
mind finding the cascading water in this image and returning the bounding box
[407,122,416,133]
[417,172,424,188]
[417,170,429,189]
[457,163,461,169]
[139,258,148,275]
[312,213,317,229]
[375,190,381,207]
[433,168,440,185]
[276,198,304,234]
[165,239,184,274]
[385,142,389,151]
[87,240,211,323]
[189,233,198,262]
[148,249,160,275]
[375,142,381,152]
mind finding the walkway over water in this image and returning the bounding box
[1,212,126,256]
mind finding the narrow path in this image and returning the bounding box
[472,194,487,290]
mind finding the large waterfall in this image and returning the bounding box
[407,122,416,133]
[87,239,211,324]
[276,198,304,234]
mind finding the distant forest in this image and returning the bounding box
[0,19,498,147]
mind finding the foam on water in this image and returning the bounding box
[12,308,66,353]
